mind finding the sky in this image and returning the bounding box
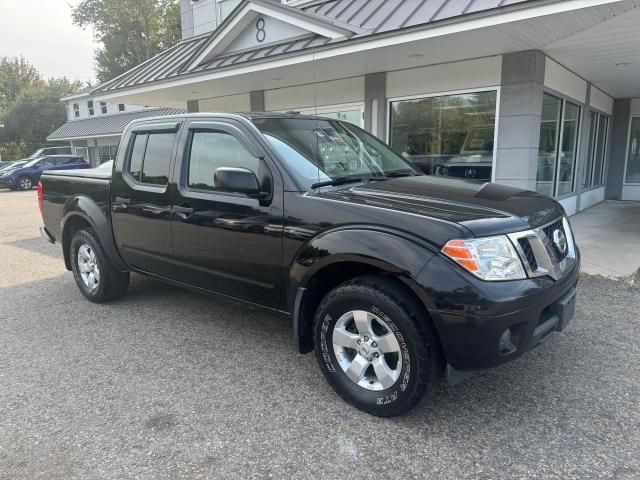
[0,0,99,83]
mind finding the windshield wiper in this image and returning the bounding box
[382,170,418,178]
[311,176,389,189]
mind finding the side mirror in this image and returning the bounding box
[214,167,261,195]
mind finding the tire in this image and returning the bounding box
[313,276,441,417]
[18,176,33,191]
[70,228,130,303]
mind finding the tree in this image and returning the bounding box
[0,56,42,112]
[72,0,181,83]
[0,72,83,159]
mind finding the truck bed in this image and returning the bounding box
[40,167,113,245]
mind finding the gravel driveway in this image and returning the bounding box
[0,189,639,479]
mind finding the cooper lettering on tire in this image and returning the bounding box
[312,276,441,417]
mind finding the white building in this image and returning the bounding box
[47,89,185,166]
[69,0,640,212]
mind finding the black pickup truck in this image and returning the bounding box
[39,113,579,416]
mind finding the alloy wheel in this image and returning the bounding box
[77,244,100,291]
[332,310,403,391]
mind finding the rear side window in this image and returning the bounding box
[127,132,175,186]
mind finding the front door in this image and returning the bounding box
[111,122,180,277]
[170,120,284,309]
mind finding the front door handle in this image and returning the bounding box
[113,196,131,212]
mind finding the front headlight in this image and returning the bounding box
[442,236,526,281]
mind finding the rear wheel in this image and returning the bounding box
[70,228,129,303]
[18,176,33,190]
[313,276,441,417]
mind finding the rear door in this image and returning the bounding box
[111,121,181,277]
[170,119,285,308]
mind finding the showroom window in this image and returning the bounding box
[389,91,497,181]
[582,111,609,188]
[625,117,640,184]
[536,93,581,197]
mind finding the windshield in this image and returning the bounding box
[23,158,42,168]
[252,117,419,189]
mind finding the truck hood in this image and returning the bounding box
[319,176,564,237]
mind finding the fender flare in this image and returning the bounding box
[60,195,129,272]
[288,227,437,353]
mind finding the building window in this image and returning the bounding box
[73,103,80,119]
[626,117,640,184]
[583,112,609,188]
[118,104,125,112]
[536,93,581,197]
[99,145,118,164]
[389,90,497,181]
[100,102,108,114]
[87,100,94,116]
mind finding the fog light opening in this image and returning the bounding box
[498,328,517,356]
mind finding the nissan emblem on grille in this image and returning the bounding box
[553,228,568,255]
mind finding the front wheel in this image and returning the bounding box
[313,276,441,417]
[70,228,130,303]
[18,176,33,190]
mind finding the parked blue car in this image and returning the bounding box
[0,155,89,191]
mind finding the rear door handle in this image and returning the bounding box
[114,196,131,205]
[173,205,194,219]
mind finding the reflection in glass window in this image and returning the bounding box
[99,145,118,164]
[188,131,259,192]
[626,117,640,183]
[592,115,608,186]
[141,133,175,185]
[389,91,497,181]
[128,134,147,181]
[537,94,562,197]
[536,94,581,197]
[556,101,580,196]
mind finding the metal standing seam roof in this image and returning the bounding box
[47,107,187,141]
[92,0,532,95]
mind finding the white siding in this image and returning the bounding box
[559,195,578,216]
[264,77,364,111]
[589,86,613,115]
[199,93,251,112]
[580,187,606,210]
[544,57,587,103]
[386,56,502,99]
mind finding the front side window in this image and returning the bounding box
[626,117,640,183]
[188,131,259,192]
[536,94,581,197]
[389,91,497,181]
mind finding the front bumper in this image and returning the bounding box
[0,178,16,189]
[415,253,581,371]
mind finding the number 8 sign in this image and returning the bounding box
[256,18,266,43]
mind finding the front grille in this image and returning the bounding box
[518,238,538,271]
[542,219,569,263]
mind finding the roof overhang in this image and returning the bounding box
[93,0,637,105]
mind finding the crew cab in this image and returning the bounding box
[38,113,580,416]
